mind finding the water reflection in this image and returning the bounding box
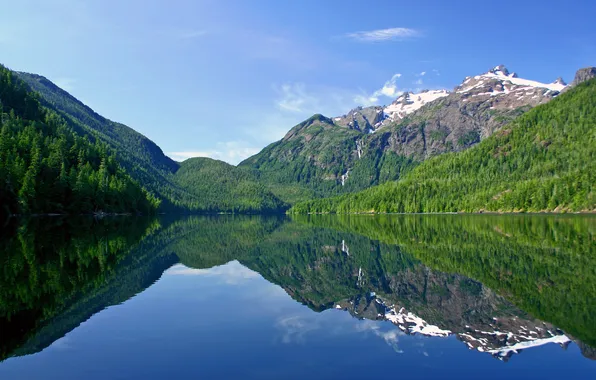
[0,214,594,367]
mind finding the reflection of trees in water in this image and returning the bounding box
[1,214,594,362]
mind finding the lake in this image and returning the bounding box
[0,214,594,379]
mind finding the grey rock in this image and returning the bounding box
[333,106,385,132]
[571,67,596,86]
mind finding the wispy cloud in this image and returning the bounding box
[345,27,419,42]
[276,83,319,113]
[354,73,403,105]
[53,77,76,92]
[274,82,364,117]
[168,141,261,165]
[160,29,208,41]
[177,30,207,39]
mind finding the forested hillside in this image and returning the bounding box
[16,72,190,210]
[291,78,596,214]
[4,63,594,216]
[239,66,565,204]
[12,70,287,214]
[172,157,286,213]
[0,65,160,216]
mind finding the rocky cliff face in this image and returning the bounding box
[333,106,385,133]
[570,67,596,86]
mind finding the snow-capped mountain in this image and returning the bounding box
[453,64,567,111]
[334,64,568,135]
[383,89,450,121]
[458,64,567,93]
[241,65,593,196]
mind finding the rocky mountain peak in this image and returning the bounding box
[571,67,596,86]
[553,77,567,86]
[488,65,511,77]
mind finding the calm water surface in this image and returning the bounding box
[0,214,594,379]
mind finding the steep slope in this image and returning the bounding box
[241,65,568,203]
[0,65,159,215]
[15,72,190,209]
[172,157,286,213]
[241,114,364,202]
[290,77,596,214]
[10,69,286,213]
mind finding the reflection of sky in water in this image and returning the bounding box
[0,261,594,380]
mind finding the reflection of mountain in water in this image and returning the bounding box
[0,214,593,362]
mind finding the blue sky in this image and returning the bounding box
[1,0,595,164]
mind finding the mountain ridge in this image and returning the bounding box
[290,76,596,214]
[240,64,583,204]
[3,63,594,214]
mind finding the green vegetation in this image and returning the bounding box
[5,64,593,215]
[0,66,160,215]
[239,114,419,203]
[172,157,286,213]
[291,79,596,214]
[12,70,287,214]
[15,73,185,206]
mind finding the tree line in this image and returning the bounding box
[0,65,160,216]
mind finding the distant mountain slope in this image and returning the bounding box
[173,157,286,213]
[241,66,568,203]
[291,76,596,214]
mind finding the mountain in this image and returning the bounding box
[290,74,596,214]
[8,68,286,214]
[15,72,190,210]
[240,65,569,203]
[172,157,286,213]
[5,63,590,214]
[0,65,160,216]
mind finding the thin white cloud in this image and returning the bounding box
[175,30,208,40]
[346,27,419,42]
[53,77,76,92]
[168,141,261,165]
[414,78,423,85]
[274,82,365,117]
[419,71,426,76]
[276,83,319,113]
[354,73,403,105]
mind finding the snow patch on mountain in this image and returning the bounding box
[458,65,567,93]
[383,89,449,121]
